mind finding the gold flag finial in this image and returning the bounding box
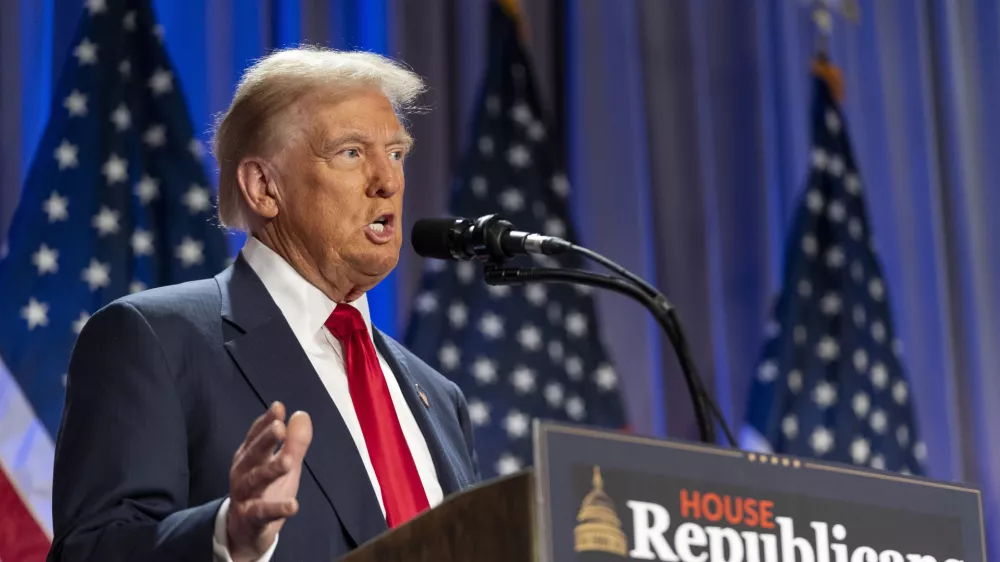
[805,0,858,103]
[812,56,845,104]
[497,0,523,20]
[496,0,529,43]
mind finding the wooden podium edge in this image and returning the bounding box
[340,469,536,562]
[339,421,985,561]
[533,422,549,562]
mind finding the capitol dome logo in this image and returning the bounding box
[574,466,628,557]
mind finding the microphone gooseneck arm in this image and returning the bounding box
[484,265,736,447]
[410,214,735,446]
[558,244,738,447]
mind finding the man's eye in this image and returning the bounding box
[343,148,361,159]
[390,150,404,161]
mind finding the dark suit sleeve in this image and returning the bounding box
[451,382,482,483]
[48,300,222,561]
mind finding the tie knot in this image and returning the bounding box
[325,304,367,341]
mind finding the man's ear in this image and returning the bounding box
[236,157,279,220]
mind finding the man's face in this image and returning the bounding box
[272,87,410,296]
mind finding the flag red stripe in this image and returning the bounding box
[0,465,50,562]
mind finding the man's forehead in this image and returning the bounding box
[323,117,405,134]
[309,105,405,136]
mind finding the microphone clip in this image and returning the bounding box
[472,214,518,264]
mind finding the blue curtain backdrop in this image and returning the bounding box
[1,0,997,555]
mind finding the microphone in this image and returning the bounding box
[410,214,737,447]
[411,214,570,262]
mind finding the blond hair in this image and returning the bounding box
[212,47,426,230]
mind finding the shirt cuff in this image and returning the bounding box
[212,497,280,562]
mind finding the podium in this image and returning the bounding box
[342,422,986,562]
[340,470,535,562]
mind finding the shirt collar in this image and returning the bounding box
[241,236,375,341]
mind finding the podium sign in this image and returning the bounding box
[534,422,985,562]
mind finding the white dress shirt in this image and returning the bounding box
[212,236,443,561]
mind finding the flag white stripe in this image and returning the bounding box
[0,357,55,537]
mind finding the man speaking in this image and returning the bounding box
[48,48,480,561]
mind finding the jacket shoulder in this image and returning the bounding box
[82,279,223,355]
[110,278,221,323]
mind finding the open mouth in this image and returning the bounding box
[365,213,395,243]
[369,214,391,233]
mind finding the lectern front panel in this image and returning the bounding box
[533,421,984,562]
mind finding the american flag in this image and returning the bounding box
[405,1,628,479]
[0,0,228,556]
[742,65,926,475]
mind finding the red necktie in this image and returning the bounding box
[325,305,430,527]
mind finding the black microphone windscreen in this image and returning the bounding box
[411,218,464,260]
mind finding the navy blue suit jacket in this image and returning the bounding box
[48,256,480,561]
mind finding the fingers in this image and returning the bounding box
[241,402,286,451]
[282,411,313,461]
[233,454,294,501]
[234,498,300,529]
[233,418,286,477]
[227,403,306,554]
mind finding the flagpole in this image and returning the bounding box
[809,0,860,92]
[809,1,846,105]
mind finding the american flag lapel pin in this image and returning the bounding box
[416,384,430,409]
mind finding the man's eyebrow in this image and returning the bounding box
[321,131,414,152]
[391,130,415,151]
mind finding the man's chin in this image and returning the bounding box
[350,251,400,284]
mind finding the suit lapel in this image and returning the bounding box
[373,331,465,496]
[217,258,387,547]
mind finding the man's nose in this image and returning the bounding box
[366,153,401,198]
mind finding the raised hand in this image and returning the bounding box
[227,402,313,562]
